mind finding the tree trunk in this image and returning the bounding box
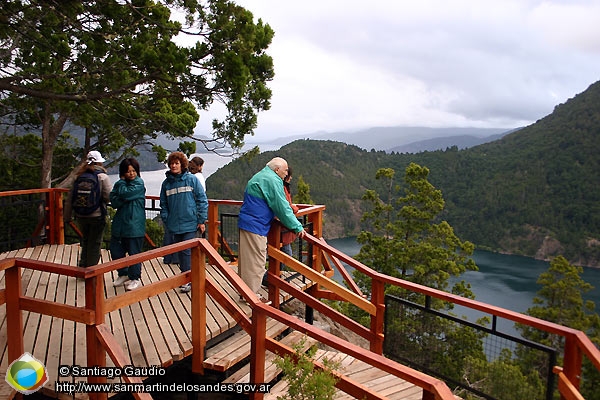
[41,109,69,188]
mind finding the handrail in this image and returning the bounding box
[204,241,456,400]
[0,237,456,400]
[1,241,203,400]
[299,232,600,400]
[266,244,375,315]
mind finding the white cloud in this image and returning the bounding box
[196,0,600,141]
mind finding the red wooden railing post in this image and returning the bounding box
[85,275,107,400]
[561,334,582,398]
[207,201,220,251]
[249,307,267,400]
[42,189,66,245]
[267,223,282,307]
[307,209,323,272]
[54,189,66,244]
[191,243,207,374]
[5,265,24,365]
[370,278,385,354]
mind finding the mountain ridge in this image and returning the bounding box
[248,126,513,153]
[207,81,600,267]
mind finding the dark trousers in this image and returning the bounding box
[173,231,196,272]
[77,216,106,267]
[162,230,180,264]
[110,236,144,280]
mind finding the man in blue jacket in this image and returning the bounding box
[238,157,306,303]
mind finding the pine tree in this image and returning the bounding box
[294,175,314,205]
[355,163,477,303]
[516,255,600,399]
[349,163,485,385]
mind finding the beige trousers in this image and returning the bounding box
[238,229,267,294]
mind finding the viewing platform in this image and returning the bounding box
[0,244,426,400]
[0,189,598,400]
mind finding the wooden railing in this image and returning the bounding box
[275,230,600,400]
[1,189,599,399]
[0,237,456,400]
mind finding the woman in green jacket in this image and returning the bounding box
[110,158,147,291]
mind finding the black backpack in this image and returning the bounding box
[72,170,104,216]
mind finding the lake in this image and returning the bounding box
[327,236,600,334]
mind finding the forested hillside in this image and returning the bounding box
[207,81,600,267]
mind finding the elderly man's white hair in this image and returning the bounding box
[266,157,287,171]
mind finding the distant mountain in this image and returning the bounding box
[208,81,600,267]
[250,126,513,152]
[389,131,516,153]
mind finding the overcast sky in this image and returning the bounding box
[195,0,600,143]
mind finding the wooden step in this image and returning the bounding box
[264,349,425,400]
[203,318,289,372]
[222,330,318,385]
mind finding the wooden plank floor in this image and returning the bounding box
[0,244,428,400]
[265,348,424,400]
[0,244,313,399]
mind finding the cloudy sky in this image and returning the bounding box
[196,0,600,142]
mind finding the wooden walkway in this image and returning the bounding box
[0,244,427,400]
[0,244,312,399]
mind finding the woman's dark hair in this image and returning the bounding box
[285,165,293,180]
[119,158,141,178]
[191,156,204,167]
[189,156,204,174]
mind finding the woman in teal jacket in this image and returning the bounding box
[159,152,208,293]
[110,158,147,291]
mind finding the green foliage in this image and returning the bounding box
[0,0,274,188]
[517,256,596,347]
[294,175,314,205]
[144,218,165,252]
[354,163,477,307]
[0,133,74,190]
[516,255,600,399]
[273,337,339,400]
[459,350,545,400]
[177,141,197,158]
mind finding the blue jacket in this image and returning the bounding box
[238,165,303,236]
[160,170,208,234]
[110,176,146,238]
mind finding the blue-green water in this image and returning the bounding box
[327,237,600,330]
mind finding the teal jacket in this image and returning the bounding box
[160,170,208,234]
[238,165,303,236]
[110,176,146,238]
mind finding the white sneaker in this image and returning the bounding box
[180,283,191,293]
[113,275,130,286]
[126,279,141,291]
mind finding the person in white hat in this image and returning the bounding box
[66,150,112,267]
[86,150,106,164]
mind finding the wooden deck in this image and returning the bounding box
[0,243,430,400]
[0,244,312,399]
